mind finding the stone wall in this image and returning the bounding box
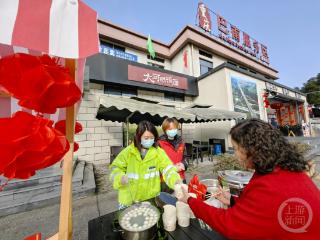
[75,83,123,165]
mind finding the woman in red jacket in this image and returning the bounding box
[158,118,188,189]
[178,119,320,239]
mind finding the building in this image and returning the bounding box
[75,16,309,165]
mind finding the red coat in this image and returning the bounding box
[188,168,320,239]
[158,138,186,180]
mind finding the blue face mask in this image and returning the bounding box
[166,129,178,138]
[141,138,155,149]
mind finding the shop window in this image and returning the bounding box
[199,49,213,59]
[147,62,165,69]
[147,55,165,63]
[199,58,213,75]
[164,92,184,102]
[100,41,125,52]
[104,85,137,97]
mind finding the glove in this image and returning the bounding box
[120,175,129,186]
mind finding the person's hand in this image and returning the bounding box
[176,184,192,204]
[175,163,185,172]
[120,175,129,186]
[214,186,231,206]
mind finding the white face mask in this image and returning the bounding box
[141,138,155,149]
[166,129,178,138]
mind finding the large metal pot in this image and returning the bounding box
[218,170,253,196]
[117,202,160,240]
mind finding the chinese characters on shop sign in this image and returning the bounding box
[197,3,270,65]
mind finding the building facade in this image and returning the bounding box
[75,19,309,165]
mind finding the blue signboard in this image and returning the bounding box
[99,45,138,62]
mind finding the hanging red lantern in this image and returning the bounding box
[0,111,70,179]
[298,105,304,113]
[0,53,81,114]
[54,120,83,152]
[263,92,270,108]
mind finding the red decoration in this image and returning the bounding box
[24,233,41,240]
[54,120,83,135]
[298,105,304,113]
[0,111,69,179]
[270,103,284,109]
[263,92,270,108]
[183,49,188,68]
[188,175,207,200]
[0,53,81,114]
[54,120,83,152]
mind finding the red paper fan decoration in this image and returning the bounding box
[0,111,69,179]
[0,53,81,114]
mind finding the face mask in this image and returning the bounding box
[141,138,154,149]
[166,129,178,138]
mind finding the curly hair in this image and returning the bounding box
[230,119,308,174]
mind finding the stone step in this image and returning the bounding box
[0,162,96,217]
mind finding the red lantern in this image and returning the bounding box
[0,53,81,114]
[0,111,70,179]
[54,120,83,152]
[263,92,270,108]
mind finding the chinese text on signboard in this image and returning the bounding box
[197,3,270,65]
[100,45,138,62]
[128,65,188,90]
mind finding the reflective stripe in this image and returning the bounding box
[127,173,139,180]
[144,171,159,179]
[111,172,120,182]
[166,171,178,181]
[163,165,174,176]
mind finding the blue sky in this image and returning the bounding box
[84,0,320,89]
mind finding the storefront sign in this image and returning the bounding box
[99,45,138,62]
[295,93,302,99]
[282,88,290,96]
[197,2,212,32]
[196,4,270,65]
[266,82,278,92]
[128,65,188,90]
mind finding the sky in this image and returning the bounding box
[83,0,320,89]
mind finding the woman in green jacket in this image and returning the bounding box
[110,120,181,208]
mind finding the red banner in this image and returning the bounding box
[128,65,188,90]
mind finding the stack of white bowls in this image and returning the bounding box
[176,201,190,227]
[162,205,177,232]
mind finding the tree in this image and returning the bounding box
[300,74,320,106]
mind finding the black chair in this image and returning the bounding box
[110,146,124,164]
[185,143,197,165]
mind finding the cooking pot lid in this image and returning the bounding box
[219,170,253,184]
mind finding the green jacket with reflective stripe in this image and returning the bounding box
[109,144,181,206]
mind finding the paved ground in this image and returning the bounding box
[0,159,319,240]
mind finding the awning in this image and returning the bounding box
[96,96,246,125]
[96,95,195,125]
[184,106,247,122]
